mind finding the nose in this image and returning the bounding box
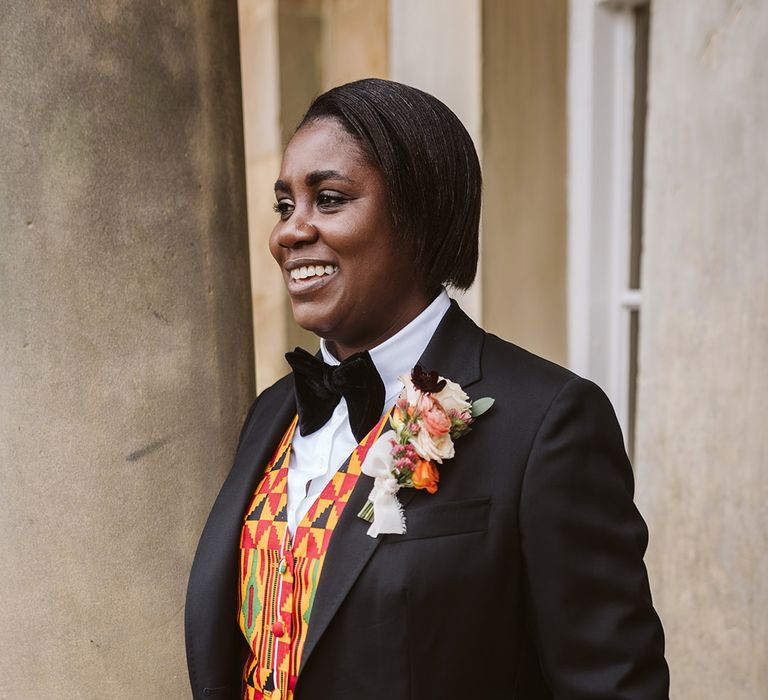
[276,221,319,249]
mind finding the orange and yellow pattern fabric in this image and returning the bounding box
[238,412,389,700]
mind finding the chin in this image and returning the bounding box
[289,298,340,339]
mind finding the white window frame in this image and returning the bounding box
[567,0,649,447]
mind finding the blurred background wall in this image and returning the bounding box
[1,0,765,697]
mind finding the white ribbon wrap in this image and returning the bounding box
[360,430,406,537]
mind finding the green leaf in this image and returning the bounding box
[471,397,495,418]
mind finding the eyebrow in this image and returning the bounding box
[274,169,353,192]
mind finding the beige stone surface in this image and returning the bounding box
[238,0,290,390]
[481,0,568,364]
[636,1,768,697]
[322,0,388,90]
[277,0,324,145]
[0,2,253,697]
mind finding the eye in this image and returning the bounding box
[273,198,294,220]
[316,191,347,210]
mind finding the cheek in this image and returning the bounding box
[346,241,398,291]
[367,238,412,284]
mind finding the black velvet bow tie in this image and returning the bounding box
[285,347,386,443]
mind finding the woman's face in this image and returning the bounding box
[270,118,431,357]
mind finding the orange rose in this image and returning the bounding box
[411,459,440,494]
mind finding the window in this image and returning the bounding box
[567,0,650,458]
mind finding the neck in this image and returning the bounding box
[327,293,435,361]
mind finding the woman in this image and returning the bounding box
[185,78,669,699]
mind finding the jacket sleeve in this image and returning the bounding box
[519,376,669,699]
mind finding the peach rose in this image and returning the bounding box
[417,393,452,435]
[411,459,440,494]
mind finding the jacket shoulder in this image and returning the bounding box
[255,372,294,404]
[478,332,623,464]
[235,373,294,449]
[480,331,578,398]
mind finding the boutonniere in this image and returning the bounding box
[358,365,494,538]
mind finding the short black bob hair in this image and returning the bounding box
[298,78,481,292]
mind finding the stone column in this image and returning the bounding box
[0,3,253,697]
[636,2,768,698]
[238,0,288,389]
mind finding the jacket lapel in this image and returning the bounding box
[299,300,484,673]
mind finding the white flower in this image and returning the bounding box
[432,378,471,414]
[411,427,455,463]
[399,372,421,406]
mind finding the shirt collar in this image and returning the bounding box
[320,288,452,404]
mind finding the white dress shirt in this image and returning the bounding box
[286,288,451,534]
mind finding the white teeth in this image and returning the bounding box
[289,264,338,281]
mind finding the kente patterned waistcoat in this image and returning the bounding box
[238,413,389,700]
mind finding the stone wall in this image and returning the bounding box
[0,2,254,696]
[636,1,768,697]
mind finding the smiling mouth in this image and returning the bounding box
[289,264,338,282]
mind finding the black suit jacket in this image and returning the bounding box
[185,301,669,699]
